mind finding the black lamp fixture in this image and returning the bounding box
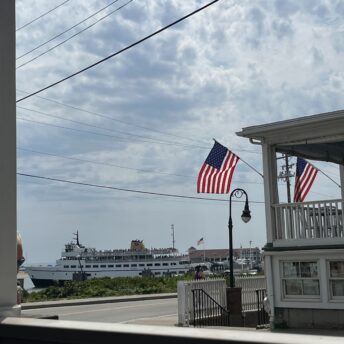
[228,188,251,288]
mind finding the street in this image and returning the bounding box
[22,298,178,326]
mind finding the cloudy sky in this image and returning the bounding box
[15,0,344,264]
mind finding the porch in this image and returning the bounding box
[273,199,344,245]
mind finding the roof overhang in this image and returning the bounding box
[236,110,344,164]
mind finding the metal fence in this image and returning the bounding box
[177,279,227,327]
[192,288,230,327]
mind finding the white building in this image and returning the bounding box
[237,111,344,329]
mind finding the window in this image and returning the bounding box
[163,263,168,266]
[108,264,114,268]
[85,265,91,268]
[147,263,152,267]
[71,265,76,268]
[139,264,145,267]
[154,263,160,266]
[93,265,99,268]
[115,264,122,268]
[123,264,129,267]
[329,261,344,299]
[131,264,137,267]
[100,265,106,268]
[63,265,69,268]
[281,261,320,298]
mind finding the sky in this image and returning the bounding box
[15,0,344,264]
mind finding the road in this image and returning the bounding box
[22,298,178,326]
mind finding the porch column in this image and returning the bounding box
[0,0,19,316]
[340,165,344,200]
[262,144,279,243]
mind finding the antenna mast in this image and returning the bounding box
[171,224,175,250]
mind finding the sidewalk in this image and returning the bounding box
[21,292,178,310]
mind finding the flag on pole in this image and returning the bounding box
[197,237,204,246]
[293,157,318,202]
[197,141,239,193]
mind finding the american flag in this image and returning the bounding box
[197,141,239,193]
[197,237,204,245]
[293,157,318,202]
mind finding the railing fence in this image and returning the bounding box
[274,199,344,240]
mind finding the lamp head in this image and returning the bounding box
[241,200,251,223]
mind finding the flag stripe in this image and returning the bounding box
[197,141,239,194]
[293,158,318,202]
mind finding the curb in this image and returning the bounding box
[21,293,178,310]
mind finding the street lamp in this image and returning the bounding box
[228,188,251,288]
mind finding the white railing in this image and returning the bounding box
[177,279,227,326]
[273,199,344,241]
[236,275,267,311]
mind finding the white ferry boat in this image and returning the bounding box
[24,232,191,288]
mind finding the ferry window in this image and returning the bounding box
[131,264,137,267]
[100,265,106,268]
[163,263,168,266]
[328,261,344,299]
[179,271,185,274]
[85,265,91,268]
[108,264,114,268]
[155,272,161,275]
[154,263,160,266]
[171,263,176,266]
[281,261,320,298]
[123,264,129,267]
[139,264,145,267]
[147,263,152,267]
[63,265,69,268]
[93,265,99,268]
[116,264,122,268]
[71,265,76,268]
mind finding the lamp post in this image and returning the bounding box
[228,188,251,288]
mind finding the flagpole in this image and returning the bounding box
[212,138,263,178]
[203,241,205,262]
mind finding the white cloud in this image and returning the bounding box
[15,0,344,263]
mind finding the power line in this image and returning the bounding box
[16,0,221,103]
[17,0,134,69]
[17,116,193,147]
[17,172,265,204]
[16,89,217,147]
[17,0,120,59]
[17,106,205,148]
[17,146,265,185]
[16,0,71,31]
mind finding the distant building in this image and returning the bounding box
[187,247,261,265]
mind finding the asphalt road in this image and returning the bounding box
[22,298,179,326]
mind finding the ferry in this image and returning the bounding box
[24,232,191,288]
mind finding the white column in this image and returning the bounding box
[262,144,279,243]
[340,165,344,200]
[0,0,19,316]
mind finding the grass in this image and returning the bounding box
[22,274,194,302]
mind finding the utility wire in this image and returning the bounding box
[16,89,217,147]
[16,0,71,31]
[17,106,205,148]
[17,172,265,204]
[17,0,134,69]
[17,146,265,185]
[17,116,192,147]
[17,0,120,59]
[16,0,221,103]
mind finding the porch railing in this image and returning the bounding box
[273,199,344,241]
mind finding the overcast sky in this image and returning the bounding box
[15,0,344,264]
